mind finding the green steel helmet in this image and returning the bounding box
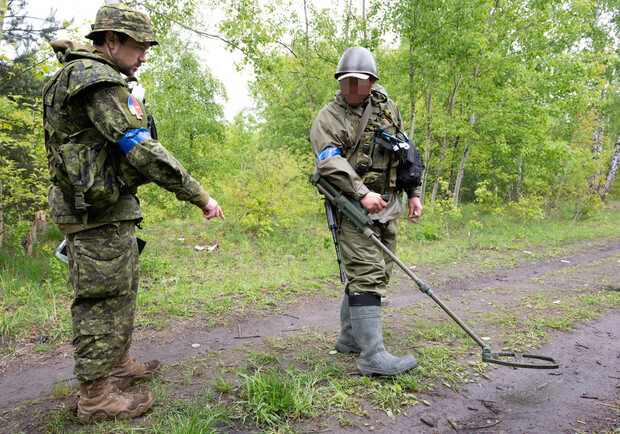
[334,46,378,81]
[85,3,159,46]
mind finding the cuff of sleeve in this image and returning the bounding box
[189,185,211,208]
[353,184,370,201]
[406,187,421,197]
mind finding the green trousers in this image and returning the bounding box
[337,215,397,298]
[66,221,139,383]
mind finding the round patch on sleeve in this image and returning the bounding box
[128,95,144,120]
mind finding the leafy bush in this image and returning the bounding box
[222,149,318,235]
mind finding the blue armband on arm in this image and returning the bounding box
[118,127,151,155]
[317,146,342,162]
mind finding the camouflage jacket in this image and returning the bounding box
[43,40,210,232]
[309,85,420,222]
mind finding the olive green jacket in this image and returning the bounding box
[309,85,420,220]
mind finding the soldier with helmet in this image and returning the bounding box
[43,2,224,423]
[309,46,423,376]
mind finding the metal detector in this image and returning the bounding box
[312,173,559,369]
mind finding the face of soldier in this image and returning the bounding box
[340,77,373,107]
[107,33,150,77]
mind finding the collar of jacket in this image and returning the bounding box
[50,39,117,71]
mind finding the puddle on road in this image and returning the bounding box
[500,378,565,406]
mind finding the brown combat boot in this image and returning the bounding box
[110,351,162,390]
[77,378,155,423]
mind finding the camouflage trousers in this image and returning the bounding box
[66,221,139,384]
[337,215,397,299]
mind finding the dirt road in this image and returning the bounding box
[1,238,618,432]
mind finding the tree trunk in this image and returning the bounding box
[452,1,500,210]
[420,87,432,205]
[409,62,416,138]
[588,89,606,193]
[362,0,366,41]
[601,133,620,200]
[344,0,352,39]
[453,109,475,209]
[553,162,568,217]
[431,136,447,206]
[303,0,315,118]
[453,141,470,209]
[516,156,523,199]
[431,73,462,207]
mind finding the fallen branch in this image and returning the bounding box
[447,419,459,431]
[420,416,435,427]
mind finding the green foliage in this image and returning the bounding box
[0,95,48,235]
[0,236,70,344]
[221,149,318,235]
[211,0,620,213]
[139,31,226,175]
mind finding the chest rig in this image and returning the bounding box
[343,92,402,195]
[43,57,132,226]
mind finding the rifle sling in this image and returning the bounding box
[347,100,373,165]
[356,101,373,145]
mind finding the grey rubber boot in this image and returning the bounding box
[335,295,361,353]
[350,305,418,376]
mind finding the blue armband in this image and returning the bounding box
[317,146,342,162]
[118,127,151,155]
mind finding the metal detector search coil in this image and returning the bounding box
[482,348,559,369]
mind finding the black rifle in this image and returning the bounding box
[324,199,346,283]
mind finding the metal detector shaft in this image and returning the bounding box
[311,174,559,369]
[367,232,489,349]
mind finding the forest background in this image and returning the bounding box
[1,0,620,430]
[1,0,620,340]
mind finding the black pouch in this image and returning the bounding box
[396,141,425,191]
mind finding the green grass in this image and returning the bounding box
[0,202,617,351]
[2,202,618,345]
[1,202,619,432]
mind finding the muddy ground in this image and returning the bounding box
[0,238,619,433]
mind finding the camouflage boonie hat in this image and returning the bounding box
[85,4,159,46]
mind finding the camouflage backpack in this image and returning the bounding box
[43,52,127,225]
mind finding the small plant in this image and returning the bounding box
[238,368,318,427]
[161,400,233,434]
[51,377,75,399]
[213,376,232,394]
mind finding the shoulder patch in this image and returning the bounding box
[127,95,144,120]
[115,86,149,130]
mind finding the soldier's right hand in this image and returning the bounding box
[360,192,387,214]
[202,198,225,220]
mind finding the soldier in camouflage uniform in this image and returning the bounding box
[43,3,224,423]
[309,47,422,376]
